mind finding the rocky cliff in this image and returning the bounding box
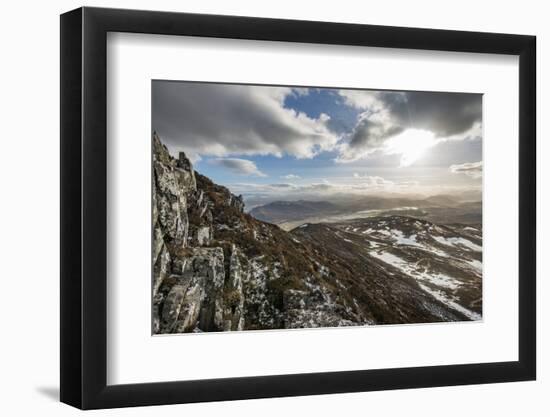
[152,133,478,334]
[152,133,368,333]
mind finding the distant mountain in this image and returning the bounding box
[152,133,482,334]
[249,200,340,223]
[249,194,481,228]
[422,194,459,207]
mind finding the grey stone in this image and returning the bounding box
[196,226,210,246]
[160,284,189,333]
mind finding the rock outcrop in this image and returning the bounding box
[152,133,366,333]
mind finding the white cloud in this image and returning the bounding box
[231,176,397,197]
[281,174,301,180]
[351,174,396,188]
[352,173,394,187]
[358,176,395,188]
[153,82,339,159]
[290,88,310,97]
[339,90,397,112]
[210,158,267,177]
[449,161,483,179]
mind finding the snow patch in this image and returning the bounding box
[466,259,482,272]
[433,236,482,252]
[370,250,479,320]
[418,283,481,321]
[370,251,405,266]
[391,230,423,248]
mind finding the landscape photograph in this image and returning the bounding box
[151,80,483,334]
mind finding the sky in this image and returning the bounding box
[152,81,482,207]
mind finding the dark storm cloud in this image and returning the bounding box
[347,118,403,151]
[383,91,482,137]
[152,81,338,159]
[338,90,482,161]
[418,136,482,166]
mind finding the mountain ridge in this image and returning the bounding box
[152,133,482,333]
[250,195,482,230]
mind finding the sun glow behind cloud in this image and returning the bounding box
[385,129,437,167]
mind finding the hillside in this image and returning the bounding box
[152,133,482,333]
[291,217,482,321]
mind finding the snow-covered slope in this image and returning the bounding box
[292,217,482,321]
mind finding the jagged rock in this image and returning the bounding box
[184,248,225,331]
[153,244,170,297]
[152,133,196,250]
[196,226,211,246]
[282,287,356,328]
[171,258,188,275]
[152,225,164,264]
[223,246,245,331]
[152,292,164,334]
[174,164,196,192]
[178,151,194,175]
[240,257,284,329]
[284,290,308,310]
[152,132,173,166]
[160,283,189,332]
[172,284,202,333]
[228,194,245,213]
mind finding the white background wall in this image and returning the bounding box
[0,0,546,415]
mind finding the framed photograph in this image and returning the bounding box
[60,7,536,409]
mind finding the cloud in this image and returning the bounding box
[281,174,301,180]
[352,173,394,186]
[337,90,482,162]
[357,176,395,187]
[291,88,310,97]
[152,82,339,159]
[353,172,394,185]
[153,81,481,169]
[231,176,396,197]
[209,158,267,177]
[449,161,482,179]
[338,115,403,161]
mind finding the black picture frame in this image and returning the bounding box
[60,6,536,410]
